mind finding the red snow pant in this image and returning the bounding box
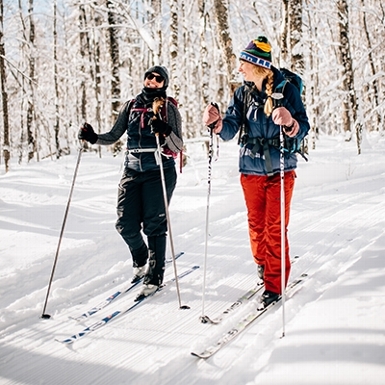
[240,170,296,294]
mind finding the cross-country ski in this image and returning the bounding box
[57,264,199,345]
[71,252,184,321]
[192,273,308,359]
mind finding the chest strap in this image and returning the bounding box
[131,107,151,129]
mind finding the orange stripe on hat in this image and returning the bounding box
[254,40,271,53]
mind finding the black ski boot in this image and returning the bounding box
[260,290,280,308]
[130,243,148,283]
[135,235,166,301]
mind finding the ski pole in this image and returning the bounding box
[154,133,190,310]
[41,144,84,319]
[271,91,287,337]
[279,123,286,337]
[200,103,219,323]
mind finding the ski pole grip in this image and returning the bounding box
[207,120,218,130]
[207,103,220,130]
[211,102,219,110]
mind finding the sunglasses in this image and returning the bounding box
[146,73,164,83]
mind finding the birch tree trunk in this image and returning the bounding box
[79,5,88,123]
[53,0,61,158]
[337,0,352,137]
[26,0,36,162]
[91,3,102,156]
[305,0,319,149]
[337,0,362,151]
[198,0,210,107]
[360,0,381,130]
[280,0,304,73]
[280,0,289,64]
[0,0,10,172]
[106,0,122,155]
[213,0,237,93]
[290,0,304,74]
[152,0,162,62]
[169,0,180,99]
[107,0,121,119]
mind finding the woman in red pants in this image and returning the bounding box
[203,36,309,307]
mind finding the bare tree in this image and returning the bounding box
[198,0,210,107]
[304,0,320,149]
[280,0,304,74]
[280,0,289,64]
[26,0,36,162]
[152,0,162,62]
[290,0,305,74]
[213,0,237,93]
[78,5,88,123]
[169,0,180,99]
[0,0,9,172]
[106,0,121,119]
[336,0,362,151]
[91,3,102,156]
[359,0,381,130]
[53,0,61,159]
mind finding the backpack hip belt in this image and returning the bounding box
[126,148,157,154]
[126,147,173,166]
[243,136,280,176]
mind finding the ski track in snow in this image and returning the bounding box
[0,135,385,384]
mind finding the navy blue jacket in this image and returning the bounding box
[220,66,310,176]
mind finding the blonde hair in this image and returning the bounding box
[252,65,274,117]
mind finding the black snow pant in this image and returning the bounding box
[115,166,177,286]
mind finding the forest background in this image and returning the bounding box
[0,0,384,173]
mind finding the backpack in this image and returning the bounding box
[272,68,307,159]
[277,68,304,96]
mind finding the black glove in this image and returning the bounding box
[151,118,172,137]
[78,122,98,144]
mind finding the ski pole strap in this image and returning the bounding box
[243,137,281,176]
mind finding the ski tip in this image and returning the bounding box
[191,351,209,359]
[199,315,220,324]
[199,315,212,324]
[55,338,73,345]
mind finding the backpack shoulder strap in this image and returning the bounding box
[166,96,178,107]
[126,98,136,118]
[275,79,288,94]
[238,85,252,144]
[159,96,178,123]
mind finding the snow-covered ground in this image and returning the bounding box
[1,133,384,385]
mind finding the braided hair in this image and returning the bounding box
[252,65,274,117]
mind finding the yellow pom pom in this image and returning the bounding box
[254,40,271,53]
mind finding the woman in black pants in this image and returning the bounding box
[79,66,183,299]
